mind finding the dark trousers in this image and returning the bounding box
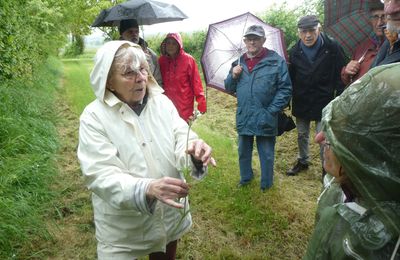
[149,240,177,260]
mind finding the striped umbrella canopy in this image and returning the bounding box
[324,0,378,57]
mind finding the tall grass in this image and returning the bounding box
[0,57,62,259]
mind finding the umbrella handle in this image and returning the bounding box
[350,49,369,84]
[357,49,368,64]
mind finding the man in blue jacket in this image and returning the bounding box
[287,15,345,179]
[225,25,292,191]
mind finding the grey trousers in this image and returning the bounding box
[295,117,323,166]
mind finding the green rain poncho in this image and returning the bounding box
[304,63,400,259]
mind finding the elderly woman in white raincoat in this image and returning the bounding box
[77,40,216,259]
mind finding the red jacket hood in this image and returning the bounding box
[160,32,183,56]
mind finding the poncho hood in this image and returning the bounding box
[322,62,400,233]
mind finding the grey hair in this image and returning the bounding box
[109,44,149,77]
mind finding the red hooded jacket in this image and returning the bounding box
[158,32,206,122]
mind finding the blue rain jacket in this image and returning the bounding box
[224,50,292,136]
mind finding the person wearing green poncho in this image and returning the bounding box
[304,63,400,259]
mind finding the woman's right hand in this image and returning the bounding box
[146,177,189,208]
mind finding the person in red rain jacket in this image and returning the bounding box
[158,32,206,122]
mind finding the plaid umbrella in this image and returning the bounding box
[324,0,378,57]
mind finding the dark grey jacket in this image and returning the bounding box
[289,33,345,120]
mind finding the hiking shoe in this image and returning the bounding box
[286,160,308,176]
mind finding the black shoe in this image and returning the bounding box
[237,180,252,188]
[260,186,270,192]
[286,161,308,176]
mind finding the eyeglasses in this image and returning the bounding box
[121,67,148,80]
[244,37,262,43]
[370,14,386,21]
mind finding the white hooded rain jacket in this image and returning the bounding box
[77,41,196,259]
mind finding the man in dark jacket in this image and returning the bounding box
[370,0,400,67]
[287,15,345,178]
[225,25,292,191]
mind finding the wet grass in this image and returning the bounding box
[0,57,61,259]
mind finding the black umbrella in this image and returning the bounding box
[92,0,188,27]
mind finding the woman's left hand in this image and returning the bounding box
[186,140,217,167]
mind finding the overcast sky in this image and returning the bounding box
[90,0,304,37]
[142,0,304,35]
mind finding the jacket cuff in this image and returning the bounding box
[190,155,208,180]
[133,178,156,214]
[197,100,207,113]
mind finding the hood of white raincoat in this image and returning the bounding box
[321,62,400,233]
[90,40,161,102]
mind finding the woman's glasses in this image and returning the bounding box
[121,67,148,80]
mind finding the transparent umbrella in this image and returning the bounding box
[200,12,287,93]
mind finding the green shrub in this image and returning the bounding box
[0,0,66,82]
[63,35,85,57]
[181,31,207,62]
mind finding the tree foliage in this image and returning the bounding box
[0,0,102,81]
[0,0,65,81]
[90,0,127,41]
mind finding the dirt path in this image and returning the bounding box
[42,85,96,259]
